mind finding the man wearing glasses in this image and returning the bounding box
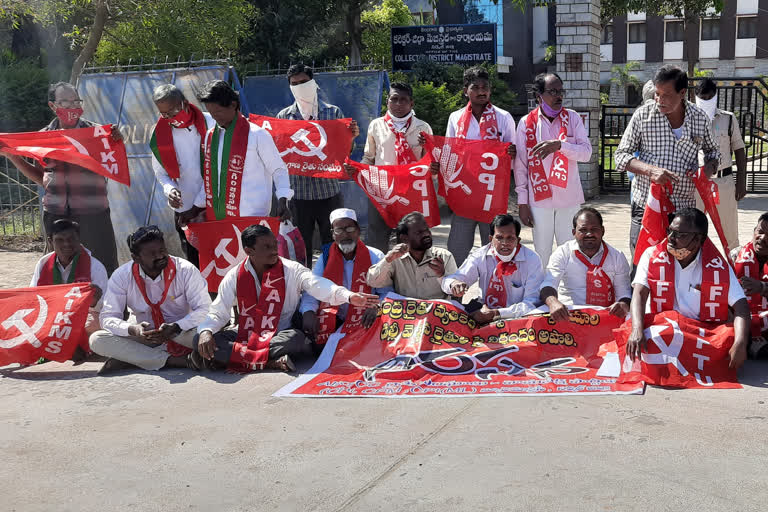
[298,208,391,350]
[628,208,750,369]
[514,72,592,267]
[0,82,121,274]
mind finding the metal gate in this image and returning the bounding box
[600,77,768,193]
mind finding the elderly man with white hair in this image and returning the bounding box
[299,208,392,349]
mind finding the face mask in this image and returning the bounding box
[696,94,717,121]
[494,245,516,262]
[290,79,319,118]
[540,101,562,118]
[169,107,193,128]
[668,246,693,261]
[56,107,83,125]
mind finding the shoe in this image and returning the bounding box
[97,358,137,375]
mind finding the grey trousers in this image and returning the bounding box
[89,329,197,371]
[44,209,119,275]
[193,328,312,369]
[448,214,490,267]
[366,201,393,253]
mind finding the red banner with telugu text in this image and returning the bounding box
[276,298,645,397]
[423,134,511,223]
[0,124,130,186]
[248,115,353,179]
[0,284,93,366]
[185,217,280,292]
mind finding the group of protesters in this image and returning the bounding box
[5,61,767,376]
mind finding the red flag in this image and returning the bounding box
[248,115,353,179]
[633,182,675,265]
[185,217,280,292]
[615,311,740,389]
[0,124,130,186]
[691,166,732,262]
[0,284,93,366]
[345,155,440,229]
[423,134,511,223]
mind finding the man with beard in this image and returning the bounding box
[442,214,544,325]
[367,212,457,300]
[628,208,749,369]
[514,73,592,267]
[194,224,379,372]
[89,226,211,374]
[731,213,768,358]
[299,209,391,347]
[540,207,632,322]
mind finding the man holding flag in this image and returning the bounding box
[732,213,768,358]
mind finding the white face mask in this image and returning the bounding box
[494,246,516,262]
[290,79,319,119]
[696,94,718,121]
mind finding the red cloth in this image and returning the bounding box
[733,241,768,335]
[455,102,500,140]
[484,245,519,309]
[691,166,732,262]
[36,247,91,286]
[633,182,675,265]
[150,103,207,180]
[202,113,250,220]
[523,107,571,201]
[383,112,417,165]
[572,243,615,307]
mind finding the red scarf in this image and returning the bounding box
[316,240,373,345]
[131,257,190,356]
[383,111,417,165]
[456,102,500,140]
[203,113,250,220]
[572,242,615,307]
[230,258,286,372]
[37,247,91,286]
[734,241,768,314]
[485,244,520,309]
[150,103,208,180]
[647,238,730,323]
[523,107,570,202]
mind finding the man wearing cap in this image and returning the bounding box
[299,208,392,346]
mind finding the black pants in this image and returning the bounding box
[290,194,342,263]
[174,212,199,268]
[43,209,119,275]
[629,201,645,278]
[193,328,313,370]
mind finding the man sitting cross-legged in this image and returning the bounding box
[299,208,391,349]
[194,225,380,373]
[441,214,544,325]
[731,212,768,358]
[89,226,211,374]
[540,207,632,322]
[628,208,750,369]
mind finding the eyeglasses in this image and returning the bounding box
[159,106,183,119]
[667,229,699,241]
[544,89,566,97]
[55,99,83,108]
[332,226,358,235]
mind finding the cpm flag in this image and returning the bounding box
[423,134,511,223]
[0,284,93,366]
[615,310,740,389]
[0,124,130,186]
[345,155,440,228]
[691,166,732,262]
[186,217,280,292]
[249,115,353,179]
[633,182,674,265]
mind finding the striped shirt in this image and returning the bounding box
[276,101,344,200]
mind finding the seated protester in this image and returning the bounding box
[441,214,544,325]
[89,226,211,374]
[628,208,750,369]
[731,212,768,358]
[30,218,108,362]
[540,207,632,321]
[367,212,458,300]
[195,225,379,372]
[299,208,392,346]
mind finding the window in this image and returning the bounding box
[602,25,614,44]
[665,21,685,42]
[700,18,720,40]
[737,16,758,39]
[628,22,646,43]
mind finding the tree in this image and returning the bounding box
[361,0,412,68]
[610,61,642,105]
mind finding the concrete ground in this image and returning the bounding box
[2,194,768,512]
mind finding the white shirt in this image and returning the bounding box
[541,240,632,306]
[633,245,746,320]
[30,248,109,310]
[199,257,353,334]
[195,121,294,216]
[100,256,212,337]
[442,244,544,319]
[446,105,516,143]
[299,244,391,320]
[152,112,215,213]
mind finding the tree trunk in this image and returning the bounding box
[346,2,363,66]
[69,0,108,84]
[684,13,699,100]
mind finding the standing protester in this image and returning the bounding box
[150,84,215,267]
[277,64,359,263]
[0,82,120,274]
[615,65,720,260]
[514,72,592,267]
[445,66,516,267]
[695,78,747,250]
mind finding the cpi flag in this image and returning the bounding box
[633,182,674,265]
[0,124,130,186]
[0,284,93,366]
[423,134,511,223]
[615,311,740,389]
[345,155,441,228]
[276,298,645,397]
[249,115,353,179]
[186,217,280,292]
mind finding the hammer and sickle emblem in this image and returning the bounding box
[280,123,329,161]
[201,224,246,279]
[653,251,671,265]
[0,295,48,349]
[706,257,726,270]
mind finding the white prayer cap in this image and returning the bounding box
[329,208,357,224]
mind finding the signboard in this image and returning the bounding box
[391,24,497,71]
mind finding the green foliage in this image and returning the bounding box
[0,52,51,132]
[600,91,610,105]
[361,0,412,68]
[693,67,714,78]
[410,82,463,135]
[610,61,642,89]
[601,0,724,21]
